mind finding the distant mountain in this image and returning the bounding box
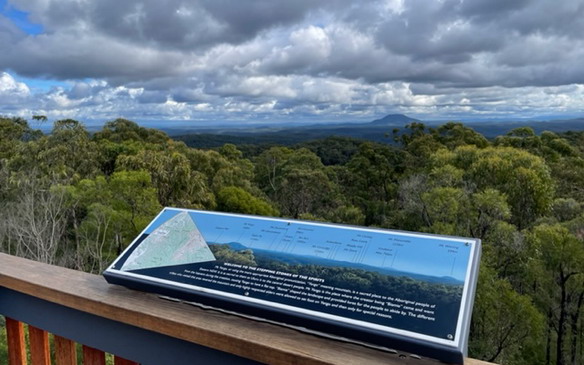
[369,114,422,126]
[173,115,584,150]
[220,241,249,251]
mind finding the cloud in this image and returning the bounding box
[0,72,34,116]
[8,0,342,50]
[0,72,30,103]
[0,13,25,43]
[1,0,584,123]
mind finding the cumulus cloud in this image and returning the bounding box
[1,0,584,122]
[0,72,30,103]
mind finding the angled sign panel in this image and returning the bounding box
[104,208,481,364]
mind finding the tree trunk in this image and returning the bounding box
[546,309,552,365]
[557,274,568,365]
[570,290,584,365]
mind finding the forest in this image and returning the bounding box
[1,116,584,365]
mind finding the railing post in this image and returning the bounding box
[5,317,26,365]
[82,345,106,365]
[29,325,50,365]
[114,356,140,365]
[54,335,77,365]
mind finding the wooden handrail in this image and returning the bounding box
[0,253,495,365]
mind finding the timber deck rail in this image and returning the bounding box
[0,253,495,365]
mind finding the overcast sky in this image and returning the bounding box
[1,0,584,125]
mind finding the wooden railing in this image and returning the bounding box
[0,253,495,365]
[4,316,137,365]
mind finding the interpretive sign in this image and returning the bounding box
[104,208,481,364]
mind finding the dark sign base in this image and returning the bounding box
[104,271,464,364]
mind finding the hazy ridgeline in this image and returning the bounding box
[1,117,584,365]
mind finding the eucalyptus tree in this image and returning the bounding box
[527,224,584,365]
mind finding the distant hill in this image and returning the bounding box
[173,114,584,151]
[465,118,584,137]
[174,113,418,148]
[369,114,422,126]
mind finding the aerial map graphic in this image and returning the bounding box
[121,211,216,271]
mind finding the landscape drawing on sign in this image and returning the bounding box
[121,211,216,271]
[142,209,472,283]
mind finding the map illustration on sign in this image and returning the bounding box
[121,211,216,271]
[106,208,480,364]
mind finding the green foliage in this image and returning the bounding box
[496,128,578,163]
[552,198,582,222]
[550,156,584,201]
[62,171,162,272]
[526,224,584,365]
[297,136,364,165]
[107,171,161,226]
[254,147,339,218]
[278,168,332,218]
[0,317,6,364]
[324,205,366,226]
[218,143,243,161]
[117,148,214,208]
[469,189,511,239]
[435,146,555,228]
[0,117,41,145]
[254,146,294,195]
[421,187,467,228]
[344,142,402,225]
[93,118,169,144]
[217,186,279,216]
[433,122,489,149]
[186,147,254,197]
[428,164,464,188]
[481,221,525,281]
[527,224,584,282]
[469,265,545,364]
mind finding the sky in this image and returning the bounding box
[1,0,584,126]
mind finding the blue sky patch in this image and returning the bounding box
[1,0,43,35]
[11,72,68,93]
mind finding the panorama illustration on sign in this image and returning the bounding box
[106,208,479,355]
